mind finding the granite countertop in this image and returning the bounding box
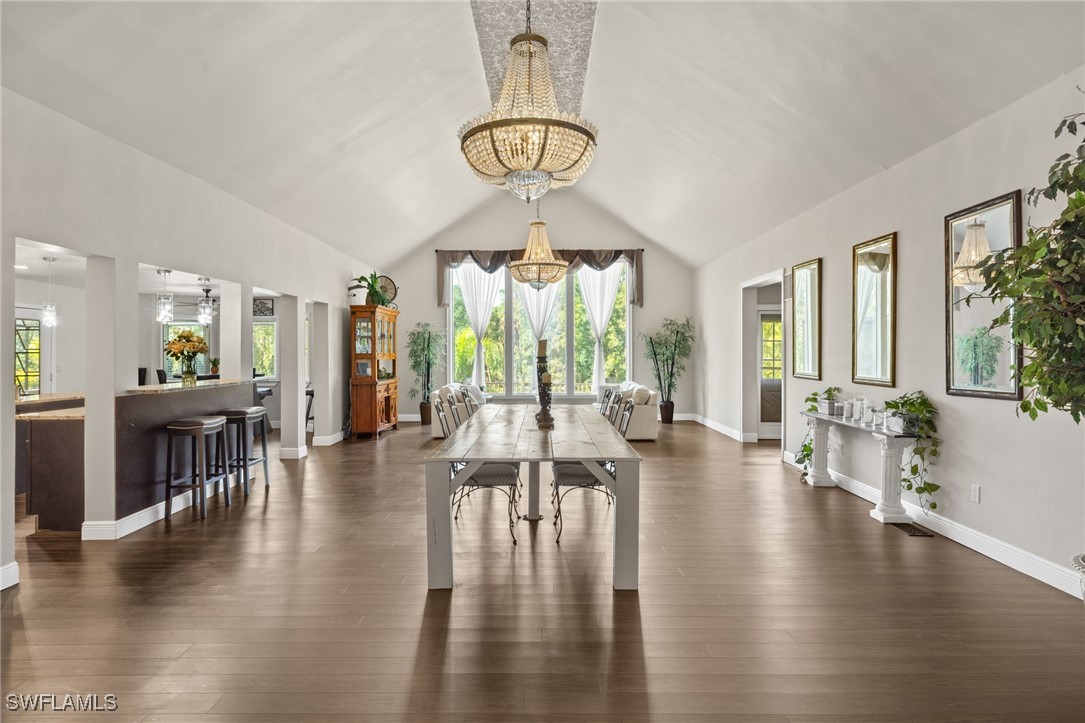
[15,407,85,421]
[15,392,85,405]
[123,379,255,396]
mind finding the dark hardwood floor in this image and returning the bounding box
[2,421,1082,721]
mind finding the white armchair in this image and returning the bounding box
[600,381,659,441]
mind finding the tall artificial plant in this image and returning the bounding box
[640,317,695,403]
[977,110,1085,422]
[407,322,446,404]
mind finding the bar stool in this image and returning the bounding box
[218,406,271,497]
[165,415,229,520]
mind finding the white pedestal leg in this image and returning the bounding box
[870,434,913,524]
[612,460,640,590]
[426,461,453,588]
[523,461,542,521]
[806,417,835,487]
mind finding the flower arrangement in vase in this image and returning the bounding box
[164,329,209,388]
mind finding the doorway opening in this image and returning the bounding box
[740,270,786,453]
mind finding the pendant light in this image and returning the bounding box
[41,257,58,328]
[510,199,567,289]
[952,218,994,293]
[156,269,174,323]
[197,279,214,326]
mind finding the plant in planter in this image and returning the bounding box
[794,386,841,481]
[977,110,1085,422]
[816,385,842,415]
[884,390,941,512]
[407,322,446,426]
[955,326,1005,388]
[351,271,391,307]
[209,357,221,375]
[640,317,694,423]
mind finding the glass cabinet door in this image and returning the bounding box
[355,317,372,354]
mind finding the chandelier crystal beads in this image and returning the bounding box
[156,269,174,324]
[42,257,58,328]
[952,219,994,293]
[459,2,597,202]
[510,217,568,290]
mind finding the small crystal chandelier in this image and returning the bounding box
[197,280,214,326]
[156,269,174,323]
[41,257,58,328]
[510,200,568,289]
[952,218,993,293]
[459,0,597,202]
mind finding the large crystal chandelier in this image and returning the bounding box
[510,201,568,289]
[197,280,215,326]
[952,219,993,293]
[459,0,597,202]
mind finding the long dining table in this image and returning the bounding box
[425,404,642,590]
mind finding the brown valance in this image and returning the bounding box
[435,248,644,308]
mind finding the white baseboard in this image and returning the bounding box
[0,561,20,590]
[684,414,744,443]
[269,421,281,430]
[279,445,308,459]
[399,413,422,423]
[779,451,1081,599]
[311,432,344,447]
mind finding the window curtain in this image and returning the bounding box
[517,282,561,391]
[794,271,813,373]
[855,268,880,378]
[456,262,503,388]
[577,264,623,392]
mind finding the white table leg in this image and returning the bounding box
[870,434,913,523]
[806,416,834,487]
[425,461,453,589]
[523,461,542,521]
[612,460,640,590]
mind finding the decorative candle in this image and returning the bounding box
[537,339,547,357]
[541,372,552,384]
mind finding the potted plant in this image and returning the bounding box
[955,326,1004,388]
[209,357,220,375]
[640,317,694,424]
[816,386,841,415]
[350,271,390,306]
[407,322,446,426]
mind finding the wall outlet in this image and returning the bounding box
[971,484,981,503]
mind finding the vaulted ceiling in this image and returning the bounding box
[3,2,1083,269]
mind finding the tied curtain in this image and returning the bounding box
[455,263,503,388]
[517,282,562,391]
[794,271,813,373]
[577,265,623,392]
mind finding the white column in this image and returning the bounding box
[426,461,453,588]
[218,281,253,381]
[310,302,338,446]
[806,416,834,487]
[83,256,139,539]
[0,234,18,588]
[870,433,913,523]
[278,294,306,459]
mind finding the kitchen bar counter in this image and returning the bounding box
[15,407,86,421]
[16,391,85,414]
[16,406,86,531]
[124,378,254,395]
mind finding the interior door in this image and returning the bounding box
[758,311,782,440]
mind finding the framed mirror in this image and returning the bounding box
[945,190,1022,399]
[852,233,896,387]
[791,258,821,380]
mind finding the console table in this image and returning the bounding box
[800,411,916,524]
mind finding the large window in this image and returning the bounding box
[253,319,278,379]
[450,263,629,397]
[162,322,211,377]
[760,315,783,379]
[14,318,41,395]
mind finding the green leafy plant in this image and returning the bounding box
[884,390,941,512]
[955,326,1005,387]
[977,110,1085,422]
[354,271,390,307]
[407,322,446,403]
[640,317,694,403]
[208,357,220,368]
[794,386,841,480]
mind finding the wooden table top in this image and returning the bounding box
[428,404,641,463]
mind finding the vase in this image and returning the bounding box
[659,400,675,424]
[181,358,198,388]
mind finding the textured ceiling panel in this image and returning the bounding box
[470,0,596,113]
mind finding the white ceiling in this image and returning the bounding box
[13,238,86,289]
[4,2,1083,268]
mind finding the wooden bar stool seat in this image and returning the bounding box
[165,415,229,520]
[218,406,271,497]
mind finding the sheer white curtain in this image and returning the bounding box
[854,267,880,378]
[456,263,503,387]
[577,264,623,392]
[795,272,813,372]
[517,282,561,391]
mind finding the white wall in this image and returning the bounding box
[383,191,697,417]
[694,68,1085,590]
[14,279,86,393]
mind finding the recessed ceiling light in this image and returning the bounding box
[13,265,29,270]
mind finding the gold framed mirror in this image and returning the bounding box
[852,233,896,387]
[791,258,821,380]
[945,190,1022,399]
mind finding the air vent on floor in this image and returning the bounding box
[889,522,934,537]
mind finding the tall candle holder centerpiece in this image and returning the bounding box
[536,339,554,430]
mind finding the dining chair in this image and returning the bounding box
[606,396,624,426]
[598,388,614,413]
[461,392,479,417]
[551,461,612,543]
[447,399,464,428]
[454,462,522,544]
[617,398,635,438]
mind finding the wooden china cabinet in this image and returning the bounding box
[350,305,399,438]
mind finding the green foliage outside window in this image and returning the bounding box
[253,321,277,378]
